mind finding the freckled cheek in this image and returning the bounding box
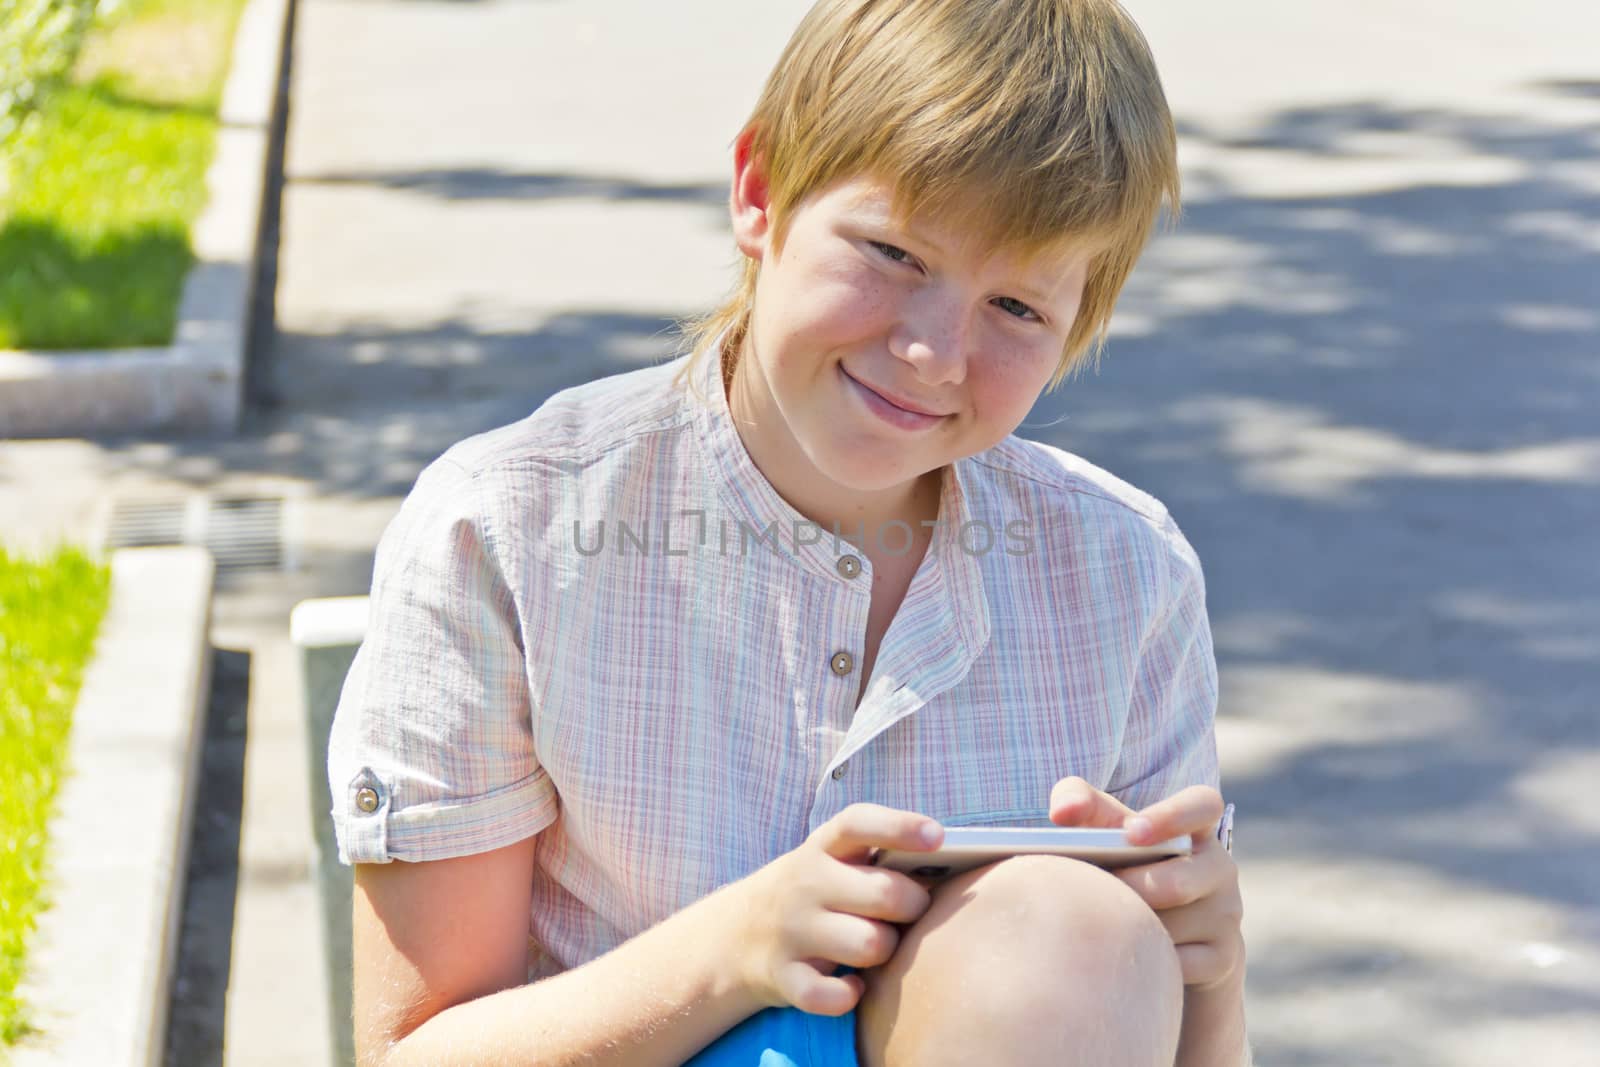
[798,274,897,340]
[968,344,1058,424]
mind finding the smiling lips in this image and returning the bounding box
[841,366,950,430]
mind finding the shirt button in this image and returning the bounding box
[832,762,848,780]
[830,651,854,676]
[836,554,862,579]
[355,787,380,814]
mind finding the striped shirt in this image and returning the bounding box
[327,345,1220,982]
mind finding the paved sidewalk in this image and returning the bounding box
[3,1,1598,1064]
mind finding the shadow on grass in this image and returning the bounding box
[78,77,219,122]
[0,217,192,350]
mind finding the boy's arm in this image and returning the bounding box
[357,837,768,1067]
[1110,527,1249,1063]
[1179,972,1252,1067]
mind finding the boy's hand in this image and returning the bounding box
[731,802,943,1016]
[1048,776,1244,993]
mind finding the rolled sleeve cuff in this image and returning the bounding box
[333,766,560,865]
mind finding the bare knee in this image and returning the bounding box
[858,855,1183,1067]
[963,856,1183,1062]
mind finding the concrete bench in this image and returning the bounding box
[290,595,368,1067]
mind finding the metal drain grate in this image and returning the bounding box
[206,495,283,573]
[106,494,285,577]
[104,498,189,548]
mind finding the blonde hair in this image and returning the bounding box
[674,0,1180,401]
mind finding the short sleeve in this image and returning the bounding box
[1105,518,1221,813]
[326,456,558,865]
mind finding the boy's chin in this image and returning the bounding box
[817,454,943,495]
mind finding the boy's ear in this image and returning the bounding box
[730,126,773,261]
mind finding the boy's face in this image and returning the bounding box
[730,153,1095,506]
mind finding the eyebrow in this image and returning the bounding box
[848,201,947,254]
[850,198,1079,308]
[1007,247,1097,308]
[1010,283,1054,307]
[900,222,949,258]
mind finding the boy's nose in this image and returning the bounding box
[890,297,970,386]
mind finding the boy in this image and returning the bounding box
[329,1,1249,1064]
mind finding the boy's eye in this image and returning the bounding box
[869,241,914,265]
[993,296,1039,321]
[867,241,1040,322]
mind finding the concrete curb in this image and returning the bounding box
[10,547,215,1067]
[0,0,292,438]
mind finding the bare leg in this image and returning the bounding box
[855,855,1183,1067]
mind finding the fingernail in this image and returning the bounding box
[921,822,943,846]
[1126,816,1153,842]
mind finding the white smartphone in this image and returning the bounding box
[868,827,1191,882]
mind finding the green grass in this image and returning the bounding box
[0,0,251,350]
[0,547,111,1046]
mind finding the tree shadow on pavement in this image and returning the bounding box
[246,307,690,498]
[1019,95,1600,1064]
[288,167,729,208]
[100,91,1600,1064]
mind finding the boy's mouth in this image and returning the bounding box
[840,366,949,429]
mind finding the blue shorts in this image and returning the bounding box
[684,970,861,1067]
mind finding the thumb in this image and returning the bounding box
[1048,776,1136,828]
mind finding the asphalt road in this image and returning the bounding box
[3,2,1596,1064]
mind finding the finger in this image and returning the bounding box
[1174,939,1242,991]
[804,910,903,971]
[815,803,942,863]
[777,959,864,1017]
[1115,847,1234,911]
[1048,776,1136,828]
[830,866,933,925]
[1123,785,1226,845]
[1188,821,1223,857]
[1144,893,1243,946]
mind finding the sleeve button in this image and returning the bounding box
[355,787,380,814]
